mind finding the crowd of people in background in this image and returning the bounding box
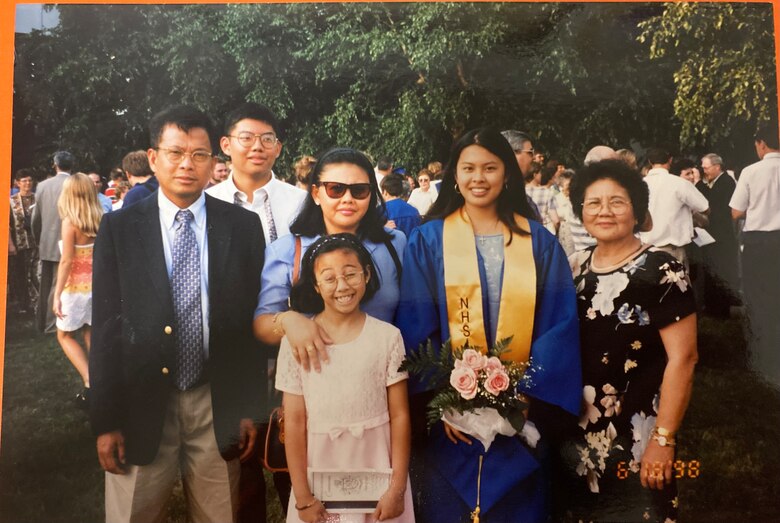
[7,100,780,523]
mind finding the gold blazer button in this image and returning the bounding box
[164,326,173,335]
[162,367,169,375]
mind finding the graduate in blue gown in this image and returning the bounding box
[396,128,582,523]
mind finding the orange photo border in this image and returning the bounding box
[1,0,778,451]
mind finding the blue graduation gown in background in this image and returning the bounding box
[395,218,582,523]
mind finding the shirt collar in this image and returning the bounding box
[158,190,207,230]
[764,152,780,159]
[706,172,724,188]
[646,167,669,176]
[226,171,278,203]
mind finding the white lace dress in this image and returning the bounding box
[275,315,415,523]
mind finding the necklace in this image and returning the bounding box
[591,242,646,271]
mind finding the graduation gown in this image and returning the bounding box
[396,218,582,523]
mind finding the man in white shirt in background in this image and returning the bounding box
[730,121,780,386]
[640,147,709,269]
[206,102,305,523]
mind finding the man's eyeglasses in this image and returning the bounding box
[318,181,372,200]
[156,148,213,164]
[582,198,632,216]
[316,271,365,290]
[517,148,535,156]
[229,131,278,149]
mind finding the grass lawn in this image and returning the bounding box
[1,311,778,522]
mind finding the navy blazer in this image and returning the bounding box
[89,192,265,465]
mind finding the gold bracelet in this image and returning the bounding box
[294,497,319,510]
[272,311,286,337]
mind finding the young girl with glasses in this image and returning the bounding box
[53,173,104,407]
[254,148,406,372]
[276,233,414,523]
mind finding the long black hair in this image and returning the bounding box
[289,233,380,314]
[425,127,536,238]
[290,148,391,243]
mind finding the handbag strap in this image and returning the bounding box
[292,235,302,285]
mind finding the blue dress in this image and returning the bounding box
[396,218,582,523]
[255,229,406,323]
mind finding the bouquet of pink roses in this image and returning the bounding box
[401,338,537,451]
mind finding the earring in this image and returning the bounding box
[454,183,460,193]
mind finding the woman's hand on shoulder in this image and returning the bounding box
[283,311,333,372]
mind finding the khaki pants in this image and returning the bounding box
[105,384,240,523]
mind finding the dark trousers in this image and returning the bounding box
[8,248,39,311]
[238,438,291,522]
[742,231,780,386]
[36,260,58,334]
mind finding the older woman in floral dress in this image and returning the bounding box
[558,159,698,523]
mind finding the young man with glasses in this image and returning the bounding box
[207,102,306,245]
[207,102,305,522]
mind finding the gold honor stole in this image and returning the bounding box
[443,209,536,363]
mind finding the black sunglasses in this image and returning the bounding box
[318,181,372,200]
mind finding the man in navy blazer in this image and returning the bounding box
[89,105,265,522]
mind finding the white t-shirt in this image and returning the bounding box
[730,152,780,232]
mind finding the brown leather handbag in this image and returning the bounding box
[261,407,288,472]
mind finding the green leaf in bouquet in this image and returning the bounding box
[491,336,514,359]
[426,388,461,428]
[506,407,527,434]
[400,339,454,389]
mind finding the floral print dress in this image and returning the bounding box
[558,246,695,523]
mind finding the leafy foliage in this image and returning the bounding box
[638,2,777,148]
[11,3,777,178]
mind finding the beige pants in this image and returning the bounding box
[105,384,240,523]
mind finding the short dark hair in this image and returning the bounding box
[149,104,216,150]
[570,159,649,233]
[290,148,391,243]
[426,127,536,238]
[755,120,780,150]
[223,102,281,140]
[540,164,557,186]
[380,174,405,197]
[671,158,696,176]
[122,150,153,178]
[289,233,379,314]
[53,151,75,172]
[14,168,34,181]
[646,147,672,166]
[376,157,393,171]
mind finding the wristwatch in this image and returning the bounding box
[651,426,676,447]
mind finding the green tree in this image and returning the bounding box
[638,2,777,148]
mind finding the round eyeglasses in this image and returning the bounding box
[229,131,278,149]
[316,271,365,290]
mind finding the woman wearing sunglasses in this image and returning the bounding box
[396,128,581,522]
[254,147,406,372]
